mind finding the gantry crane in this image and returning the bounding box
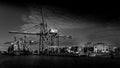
[9,7,72,54]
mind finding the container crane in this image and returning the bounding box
[9,7,72,55]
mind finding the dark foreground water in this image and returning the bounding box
[0,55,120,68]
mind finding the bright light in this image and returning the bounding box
[50,29,58,33]
[31,41,34,43]
[11,42,14,45]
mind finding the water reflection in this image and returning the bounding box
[0,55,120,68]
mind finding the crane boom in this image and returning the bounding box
[9,31,72,38]
[9,31,41,35]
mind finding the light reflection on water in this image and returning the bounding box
[0,55,120,68]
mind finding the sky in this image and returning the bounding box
[0,1,120,50]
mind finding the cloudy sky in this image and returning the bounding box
[0,1,120,50]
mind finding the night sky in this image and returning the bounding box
[0,1,120,50]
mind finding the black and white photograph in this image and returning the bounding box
[0,1,119,68]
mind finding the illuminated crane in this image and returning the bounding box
[9,7,72,54]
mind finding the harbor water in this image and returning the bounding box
[0,55,120,68]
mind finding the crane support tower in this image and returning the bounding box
[9,7,72,55]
